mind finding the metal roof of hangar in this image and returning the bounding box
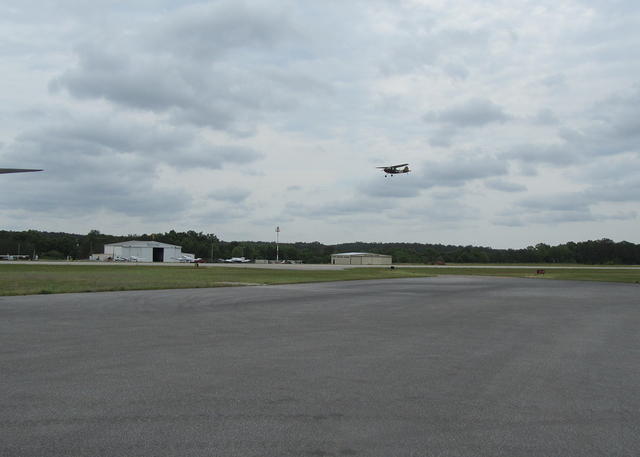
[104,240,181,248]
[332,252,391,257]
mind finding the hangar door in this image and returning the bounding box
[153,248,164,262]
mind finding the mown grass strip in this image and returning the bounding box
[0,264,638,296]
[400,267,640,284]
[0,264,429,296]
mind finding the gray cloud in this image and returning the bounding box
[286,197,395,219]
[578,156,640,182]
[584,178,640,203]
[493,177,640,226]
[190,203,254,227]
[392,200,481,224]
[430,190,463,201]
[491,206,596,226]
[423,98,510,146]
[48,2,331,134]
[147,2,295,60]
[339,157,507,232]
[491,215,525,227]
[493,208,637,226]
[356,155,508,199]
[0,113,262,219]
[422,155,508,187]
[442,62,470,81]
[428,126,457,148]
[17,117,189,159]
[160,145,264,170]
[3,0,640,245]
[51,50,260,133]
[0,156,192,219]
[501,142,580,167]
[6,116,262,171]
[379,21,492,76]
[528,209,596,224]
[503,86,640,171]
[517,193,591,212]
[357,178,422,198]
[208,188,252,203]
[604,211,638,221]
[424,98,510,128]
[588,87,640,146]
[531,108,559,126]
[484,179,527,192]
[513,180,640,214]
[539,74,566,89]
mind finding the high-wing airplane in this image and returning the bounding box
[174,255,203,263]
[377,163,410,177]
[223,257,251,263]
[0,168,43,174]
[113,255,141,262]
[0,254,30,260]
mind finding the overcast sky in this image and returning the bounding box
[1,0,639,248]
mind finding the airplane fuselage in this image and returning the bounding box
[224,257,251,263]
[381,166,410,176]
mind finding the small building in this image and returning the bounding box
[331,252,392,265]
[101,240,183,262]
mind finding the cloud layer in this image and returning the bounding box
[1,0,639,247]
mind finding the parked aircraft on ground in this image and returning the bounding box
[0,254,30,260]
[222,257,251,263]
[114,256,139,262]
[174,255,203,263]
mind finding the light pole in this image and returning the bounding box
[276,226,280,262]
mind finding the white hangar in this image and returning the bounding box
[330,252,392,265]
[102,240,183,262]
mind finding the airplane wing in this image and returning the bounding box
[376,164,408,169]
[0,168,43,174]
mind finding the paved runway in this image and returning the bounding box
[1,277,639,456]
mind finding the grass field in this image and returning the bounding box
[1,264,639,296]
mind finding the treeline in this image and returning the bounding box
[1,230,639,265]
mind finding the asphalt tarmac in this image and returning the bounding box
[1,277,639,456]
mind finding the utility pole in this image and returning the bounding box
[276,226,280,262]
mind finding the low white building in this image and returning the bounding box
[100,240,183,262]
[331,252,392,265]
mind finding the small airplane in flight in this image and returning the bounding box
[377,163,410,177]
[0,168,43,174]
